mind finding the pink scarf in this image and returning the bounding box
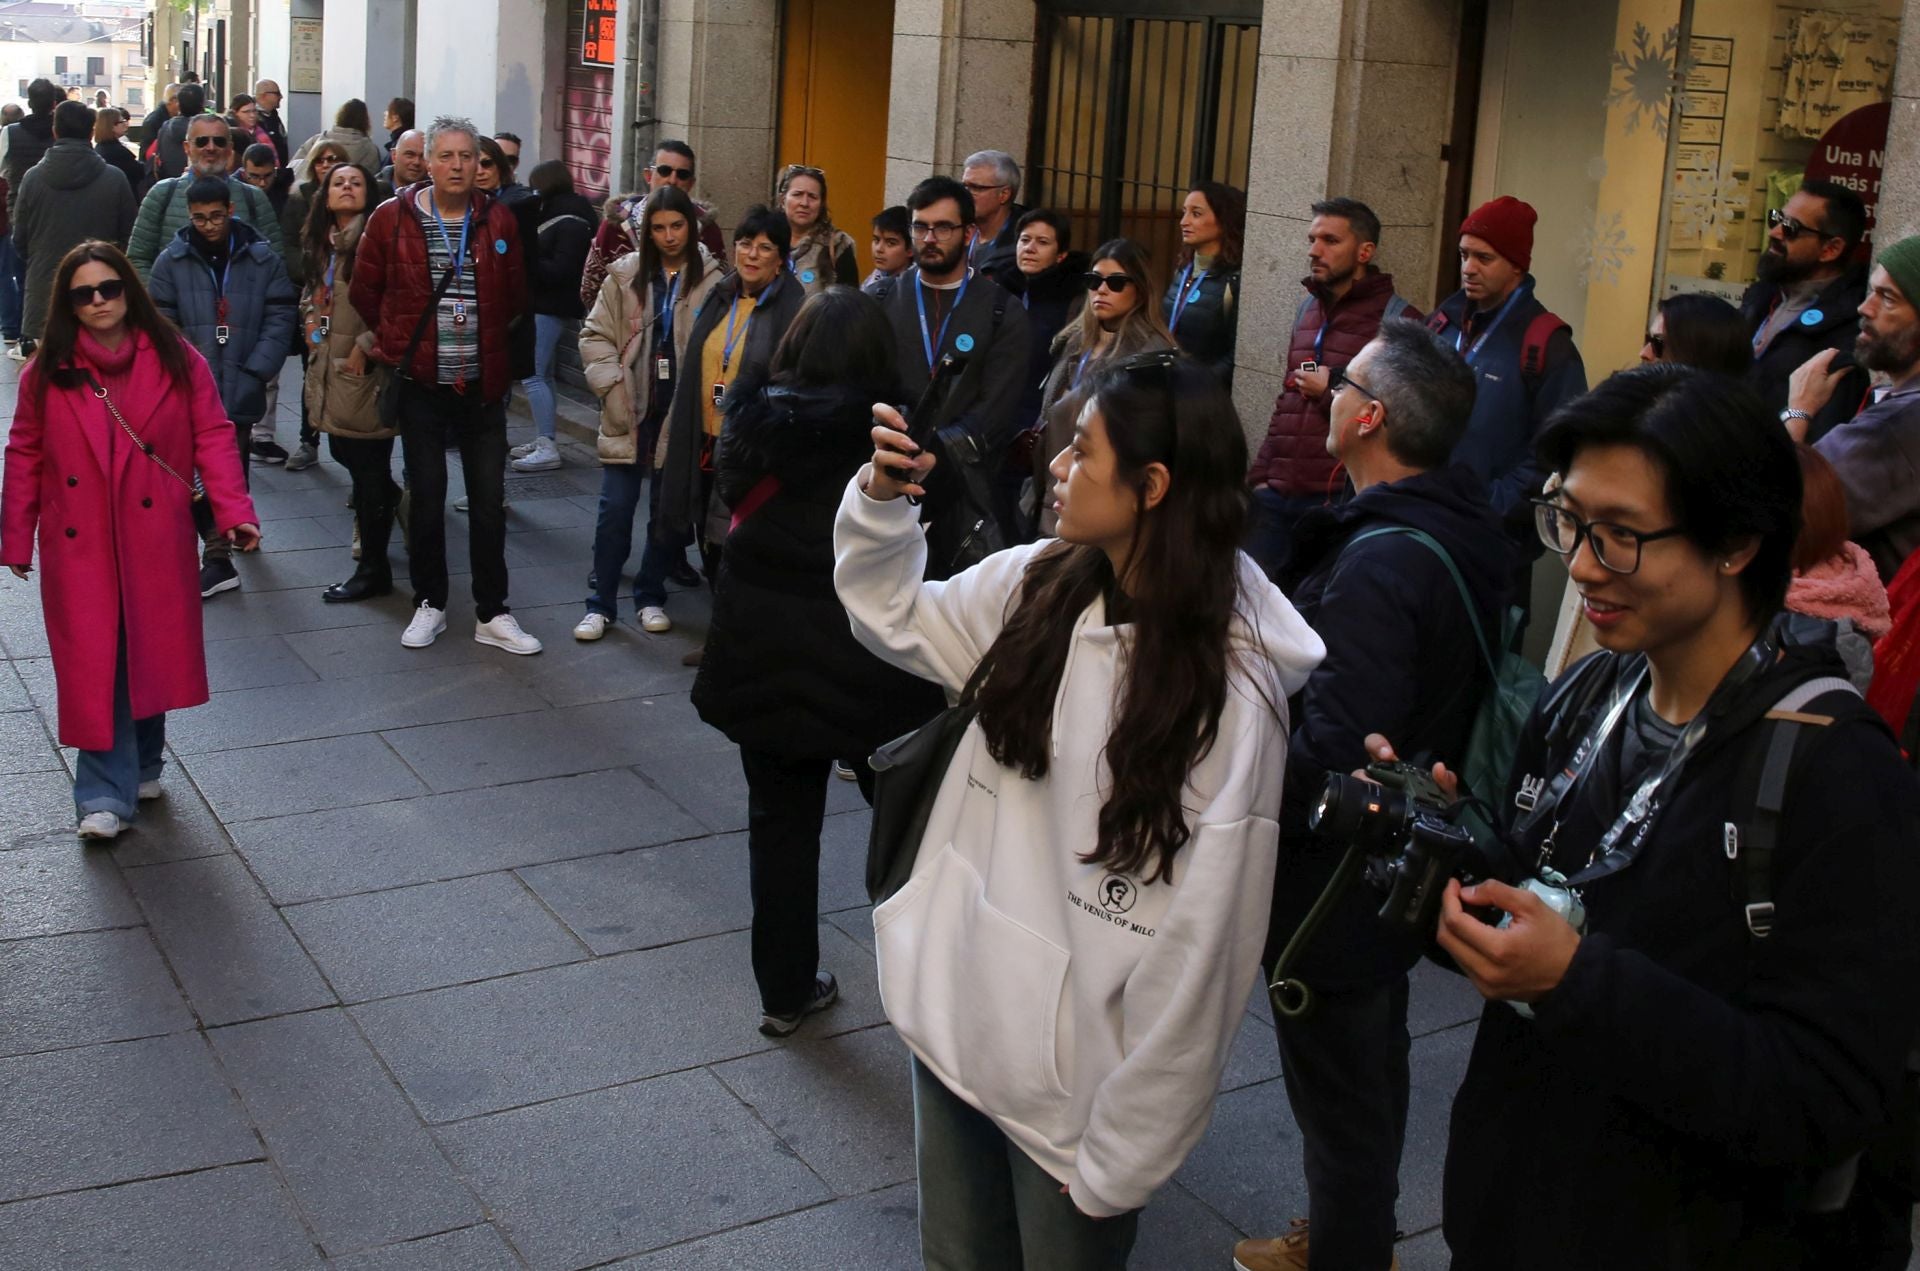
[74,327,146,400]
[1788,542,1892,639]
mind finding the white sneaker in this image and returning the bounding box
[475,612,543,655]
[509,440,539,459]
[402,602,448,648]
[573,611,610,641]
[77,811,123,839]
[137,780,163,801]
[639,606,671,633]
[510,436,562,472]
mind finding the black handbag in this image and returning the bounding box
[377,264,457,430]
[865,676,982,904]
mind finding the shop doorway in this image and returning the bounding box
[1027,1,1260,287]
[776,0,895,276]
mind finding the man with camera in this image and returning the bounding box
[1233,320,1511,1271]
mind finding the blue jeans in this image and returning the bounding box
[74,633,166,820]
[587,458,685,616]
[520,314,570,441]
[0,234,23,340]
[912,1058,1140,1269]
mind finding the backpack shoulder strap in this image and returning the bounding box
[1384,294,1411,322]
[1520,310,1571,379]
[1343,526,1495,679]
[1425,307,1452,335]
[1293,292,1315,330]
[158,176,179,224]
[1727,675,1859,939]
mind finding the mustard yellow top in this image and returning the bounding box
[699,291,758,437]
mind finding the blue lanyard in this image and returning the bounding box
[324,251,338,294]
[1169,262,1206,329]
[1070,349,1092,390]
[432,201,472,285]
[1311,313,1329,364]
[1454,284,1527,365]
[656,270,680,347]
[914,267,973,374]
[721,288,753,374]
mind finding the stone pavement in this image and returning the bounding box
[0,358,1486,1270]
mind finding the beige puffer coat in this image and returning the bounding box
[578,243,723,465]
[301,215,390,440]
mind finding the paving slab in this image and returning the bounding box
[710,1024,916,1196]
[211,1009,482,1254]
[0,839,140,938]
[380,694,719,794]
[283,616,499,681]
[605,1184,920,1271]
[0,1163,322,1271]
[198,582,401,642]
[284,872,587,1002]
[1133,1179,1259,1268]
[1408,957,1488,1037]
[177,732,430,824]
[231,769,705,904]
[1218,1011,1282,1093]
[353,924,884,1122]
[204,633,323,693]
[106,776,237,866]
[435,1068,832,1271]
[0,1032,260,1202]
[255,516,355,554]
[325,1224,525,1271]
[0,662,32,712]
[498,496,599,531]
[122,854,336,1026]
[0,927,193,1056]
[516,811,868,955]
[0,708,59,774]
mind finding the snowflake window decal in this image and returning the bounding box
[1575,210,1635,289]
[1606,22,1694,138]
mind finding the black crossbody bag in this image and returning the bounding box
[377,264,457,431]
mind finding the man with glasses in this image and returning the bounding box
[1234,320,1511,1271]
[869,175,1030,570]
[961,149,1025,284]
[129,112,283,278]
[251,80,289,167]
[1740,179,1870,440]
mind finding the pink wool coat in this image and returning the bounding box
[0,335,255,750]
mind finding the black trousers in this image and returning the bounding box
[738,747,873,1016]
[1272,974,1411,1270]
[397,379,509,621]
[328,432,397,547]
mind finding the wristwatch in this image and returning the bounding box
[1780,408,1813,427]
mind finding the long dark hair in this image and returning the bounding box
[631,184,707,306]
[33,241,194,407]
[303,163,378,281]
[1656,292,1752,377]
[967,356,1256,882]
[1177,181,1246,271]
[1063,238,1173,361]
[767,286,894,399]
[335,98,372,135]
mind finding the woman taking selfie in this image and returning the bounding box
[1372,366,1920,1269]
[776,164,856,298]
[0,242,260,840]
[1031,239,1174,537]
[835,355,1324,1265]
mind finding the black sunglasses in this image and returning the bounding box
[1767,208,1833,242]
[477,158,496,169]
[192,135,231,149]
[654,163,693,181]
[1083,272,1134,293]
[69,279,126,307]
[1328,364,1381,401]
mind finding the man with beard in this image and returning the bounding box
[1246,198,1419,577]
[1741,179,1869,440]
[871,175,1030,572]
[1786,233,1920,585]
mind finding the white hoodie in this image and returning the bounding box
[833,481,1325,1218]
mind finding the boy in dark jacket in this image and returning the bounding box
[149,177,298,598]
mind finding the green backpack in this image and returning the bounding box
[1345,526,1545,843]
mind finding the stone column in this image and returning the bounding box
[323,0,411,126]
[226,0,255,109]
[655,0,780,235]
[151,0,182,100]
[1876,0,1920,242]
[884,0,1037,201]
[412,0,546,160]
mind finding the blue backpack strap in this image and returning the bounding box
[1383,294,1411,322]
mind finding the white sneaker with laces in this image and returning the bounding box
[402,602,448,648]
[509,440,539,459]
[476,612,543,655]
[510,436,562,472]
[573,612,610,641]
[639,606,671,633]
[77,811,123,839]
[137,780,163,801]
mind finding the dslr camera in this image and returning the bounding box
[1309,760,1480,935]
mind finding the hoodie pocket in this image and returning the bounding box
[874,843,1073,1127]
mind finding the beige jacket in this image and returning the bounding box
[301,216,390,440]
[578,243,724,465]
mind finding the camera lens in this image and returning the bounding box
[1311,772,1410,856]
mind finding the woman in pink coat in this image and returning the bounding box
[1,241,261,840]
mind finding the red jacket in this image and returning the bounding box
[350,186,527,402]
[1249,270,1418,497]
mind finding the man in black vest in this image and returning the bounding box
[1741,178,1869,441]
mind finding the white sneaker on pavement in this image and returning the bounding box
[401,602,448,648]
[510,436,562,472]
[639,606,671,633]
[509,440,539,459]
[475,612,543,655]
[573,612,610,641]
[77,811,124,839]
[137,780,163,801]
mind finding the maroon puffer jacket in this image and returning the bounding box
[350,186,527,402]
[1249,270,1418,497]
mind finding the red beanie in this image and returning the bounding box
[1460,196,1537,272]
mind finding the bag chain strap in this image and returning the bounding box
[89,377,194,494]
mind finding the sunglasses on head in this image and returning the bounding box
[192,135,231,149]
[1083,272,1134,293]
[69,279,126,307]
[654,163,693,181]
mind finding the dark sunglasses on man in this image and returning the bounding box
[1083,272,1134,294]
[654,163,693,181]
[1766,208,1833,242]
[69,280,126,307]
[191,135,231,150]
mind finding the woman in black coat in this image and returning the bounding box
[93,108,146,199]
[692,285,944,1039]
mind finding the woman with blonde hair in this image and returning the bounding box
[776,163,856,297]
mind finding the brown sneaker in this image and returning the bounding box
[1231,1220,1401,1271]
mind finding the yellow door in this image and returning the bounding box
[777,0,895,276]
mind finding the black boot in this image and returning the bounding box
[323,494,394,603]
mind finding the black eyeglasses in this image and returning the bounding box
[961,181,1006,195]
[654,163,693,181]
[191,135,230,149]
[1532,499,1685,575]
[68,279,126,307]
[1328,365,1380,401]
[1767,208,1833,242]
[910,221,965,240]
[1082,272,1134,293]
